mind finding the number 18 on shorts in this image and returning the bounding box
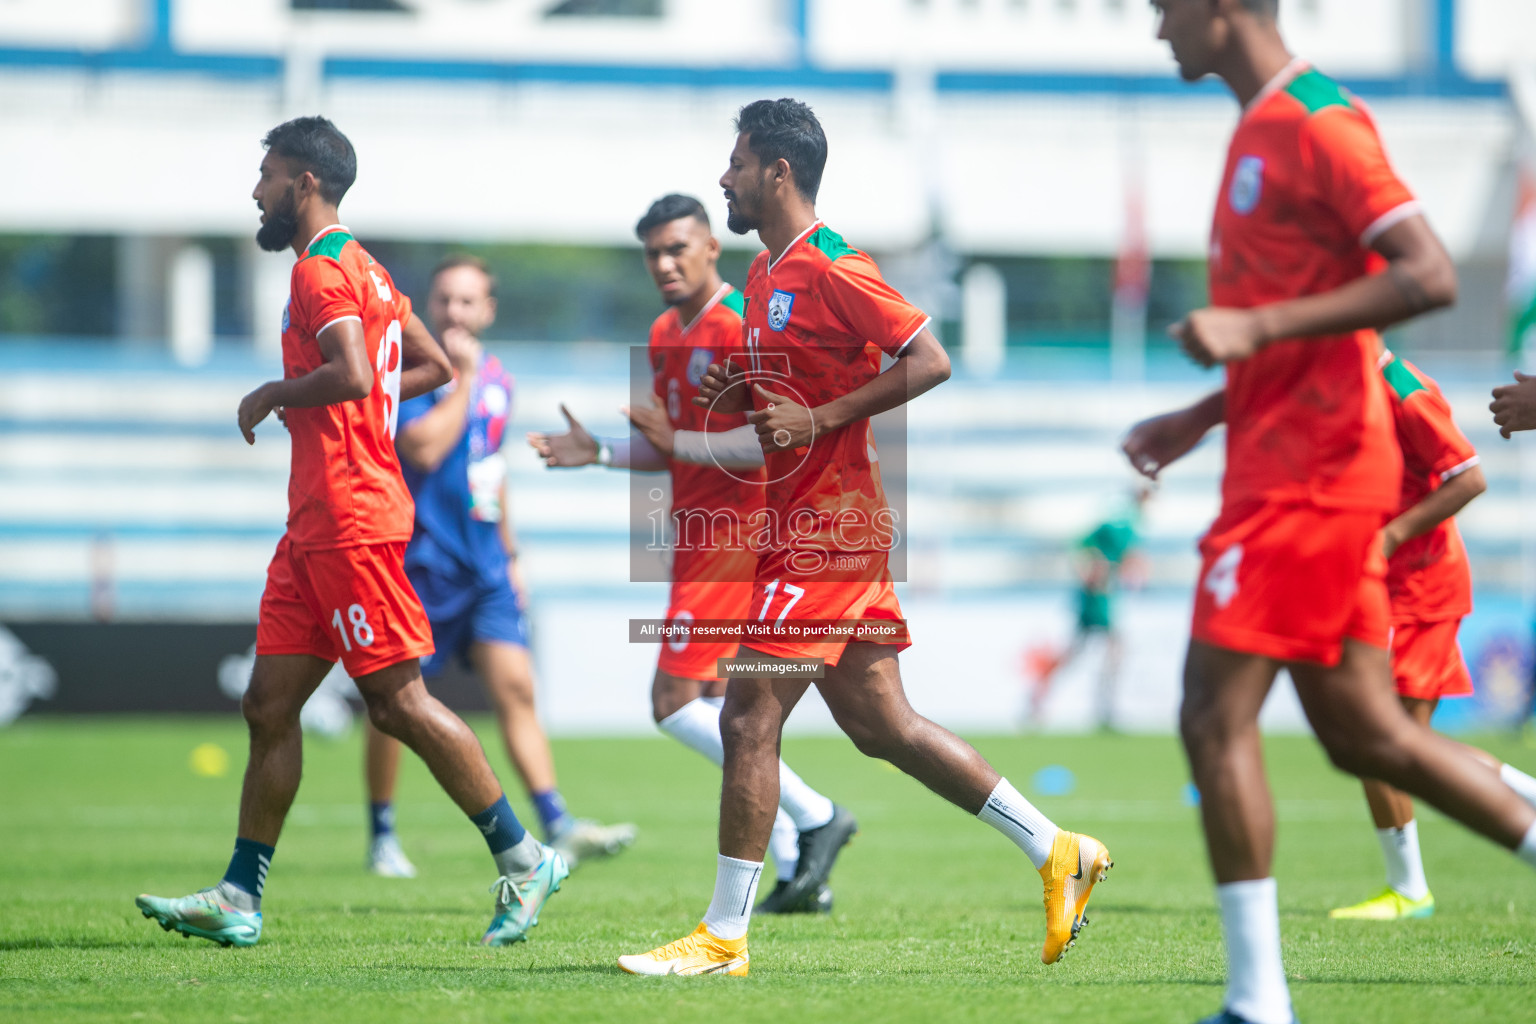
[256,536,435,678]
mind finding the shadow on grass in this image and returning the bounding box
[356,963,619,978]
[0,936,150,951]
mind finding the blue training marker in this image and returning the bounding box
[1031,765,1077,797]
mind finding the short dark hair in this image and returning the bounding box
[262,116,357,204]
[733,98,827,203]
[634,194,710,241]
[1237,0,1278,14]
[431,253,497,299]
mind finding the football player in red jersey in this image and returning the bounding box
[1328,353,1536,919]
[137,117,569,950]
[1131,355,1536,927]
[1126,4,1536,1022]
[529,194,853,914]
[618,100,1110,978]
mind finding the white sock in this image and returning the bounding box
[493,832,544,876]
[215,879,259,914]
[769,809,800,880]
[777,761,835,831]
[1377,820,1429,901]
[977,777,1059,870]
[700,854,763,940]
[1517,820,1536,870]
[1500,763,1536,807]
[659,696,836,830]
[1217,878,1293,1024]
[658,696,726,767]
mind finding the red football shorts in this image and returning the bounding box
[656,578,752,681]
[738,569,910,668]
[256,535,434,678]
[1390,617,1473,701]
[1191,501,1389,666]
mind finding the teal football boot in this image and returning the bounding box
[481,846,569,946]
[136,888,262,947]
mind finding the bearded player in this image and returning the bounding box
[136,117,567,949]
[1125,4,1536,1022]
[528,193,855,913]
[618,99,1111,978]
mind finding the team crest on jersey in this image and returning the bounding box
[281,299,290,332]
[1229,155,1264,215]
[686,347,714,387]
[767,289,795,332]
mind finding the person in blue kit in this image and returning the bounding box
[363,254,636,877]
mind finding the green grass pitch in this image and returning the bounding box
[2,717,1534,1023]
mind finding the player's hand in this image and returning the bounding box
[1490,371,1536,439]
[623,394,675,458]
[508,557,530,611]
[747,384,815,452]
[1171,307,1265,367]
[1378,523,1405,560]
[237,383,278,445]
[442,326,482,378]
[526,404,599,467]
[1122,408,1208,479]
[693,359,752,414]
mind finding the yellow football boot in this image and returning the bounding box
[617,923,750,976]
[1329,887,1435,920]
[1038,830,1112,964]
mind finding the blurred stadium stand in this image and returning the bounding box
[1,0,1534,622]
[0,341,1527,622]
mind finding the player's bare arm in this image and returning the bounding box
[527,404,600,467]
[396,323,476,471]
[1174,215,1457,367]
[397,312,454,403]
[1380,464,1485,558]
[621,394,676,457]
[1490,370,1536,438]
[692,357,752,414]
[237,318,374,444]
[747,330,950,451]
[1122,389,1225,479]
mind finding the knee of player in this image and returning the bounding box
[1177,701,1225,756]
[362,690,412,738]
[840,716,902,760]
[240,686,297,735]
[1318,725,1406,779]
[718,703,777,755]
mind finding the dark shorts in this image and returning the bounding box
[405,565,528,679]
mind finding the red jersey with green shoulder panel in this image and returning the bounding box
[739,222,929,559]
[648,283,763,584]
[281,225,415,549]
[1380,352,1476,624]
[1212,62,1415,513]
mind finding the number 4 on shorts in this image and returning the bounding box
[1204,544,1242,610]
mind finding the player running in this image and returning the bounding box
[362,255,636,879]
[1130,354,1536,923]
[617,99,1110,978]
[528,193,853,914]
[136,117,567,949]
[1128,4,1536,1022]
[1330,353,1536,918]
